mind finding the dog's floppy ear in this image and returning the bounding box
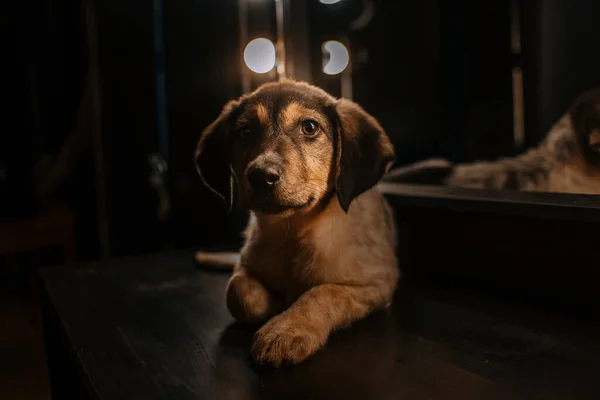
[569,88,600,151]
[330,98,396,212]
[194,100,239,212]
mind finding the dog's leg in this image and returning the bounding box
[226,269,283,324]
[250,283,391,367]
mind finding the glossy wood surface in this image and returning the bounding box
[41,251,600,400]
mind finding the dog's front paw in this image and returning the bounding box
[250,314,326,367]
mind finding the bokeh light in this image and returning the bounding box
[322,40,350,75]
[244,38,276,74]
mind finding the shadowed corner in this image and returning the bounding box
[218,321,258,350]
[209,321,260,399]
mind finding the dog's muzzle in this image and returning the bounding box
[247,162,282,195]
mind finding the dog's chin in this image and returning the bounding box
[247,196,314,216]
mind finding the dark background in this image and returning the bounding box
[3,0,600,261]
[3,1,600,398]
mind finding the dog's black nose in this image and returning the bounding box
[248,165,282,191]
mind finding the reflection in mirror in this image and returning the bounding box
[388,88,600,196]
[302,0,600,198]
[446,88,600,194]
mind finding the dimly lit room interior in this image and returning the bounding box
[2,0,600,398]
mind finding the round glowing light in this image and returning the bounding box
[319,0,343,4]
[244,38,276,74]
[322,40,350,75]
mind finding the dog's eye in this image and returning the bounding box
[301,120,319,136]
[238,127,253,139]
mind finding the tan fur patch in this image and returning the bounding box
[255,104,269,126]
[280,102,327,129]
[548,157,600,195]
[235,189,399,366]
[589,129,600,147]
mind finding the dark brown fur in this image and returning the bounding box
[194,80,399,367]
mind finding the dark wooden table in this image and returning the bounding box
[40,250,600,400]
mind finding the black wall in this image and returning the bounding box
[306,0,515,166]
[162,0,247,250]
[96,0,161,256]
[95,0,249,255]
[521,0,600,148]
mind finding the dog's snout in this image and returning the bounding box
[248,164,282,191]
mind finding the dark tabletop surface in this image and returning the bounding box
[40,250,600,400]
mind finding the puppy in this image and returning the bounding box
[386,88,600,194]
[194,80,399,367]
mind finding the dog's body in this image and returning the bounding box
[194,80,399,367]
[385,88,600,194]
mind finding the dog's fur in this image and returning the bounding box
[386,88,600,194]
[194,80,399,367]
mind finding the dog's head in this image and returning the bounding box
[569,87,600,167]
[194,80,395,215]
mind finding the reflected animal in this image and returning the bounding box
[194,80,399,367]
[386,88,600,194]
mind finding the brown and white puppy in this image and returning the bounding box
[385,88,600,194]
[194,80,399,367]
